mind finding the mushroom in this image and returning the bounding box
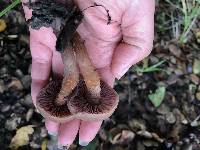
[36,1,83,123]
[36,46,79,123]
[67,33,119,121]
[29,0,119,122]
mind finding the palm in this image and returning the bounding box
[76,1,122,85]
[22,0,155,147]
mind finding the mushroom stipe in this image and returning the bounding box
[27,0,119,123]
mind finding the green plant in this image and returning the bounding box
[0,0,21,18]
[133,59,166,74]
[165,0,200,43]
[148,86,166,107]
[179,0,200,43]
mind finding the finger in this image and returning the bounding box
[58,120,80,149]
[22,0,61,137]
[30,35,61,136]
[77,67,114,146]
[29,17,57,106]
[79,121,102,146]
[111,0,155,79]
[30,32,61,137]
[30,36,53,105]
[30,27,57,50]
[45,120,60,136]
[46,51,64,137]
[97,66,115,87]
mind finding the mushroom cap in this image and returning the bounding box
[67,80,119,121]
[36,79,75,123]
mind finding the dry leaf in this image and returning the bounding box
[9,125,35,150]
[193,59,200,74]
[41,139,48,150]
[110,130,135,145]
[196,92,200,101]
[168,44,181,58]
[0,19,7,32]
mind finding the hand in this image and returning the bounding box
[22,0,155,148]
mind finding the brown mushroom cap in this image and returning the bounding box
[36,79,75,123]
[67,80,119,121]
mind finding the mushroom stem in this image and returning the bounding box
[73,33,101,99]
[55,47,79,106]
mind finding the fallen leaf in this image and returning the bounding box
[0,19,7,32]
[168,44,181,58]
[148,87,166,107]
[110,130,135,145]
[41,139,48,150]
[7,77,23,91]
[137,130,152,139]
[190,74,200,85]
[128,119,146,131]
[196,92,200,101]
[9,125,35,150]
[143,140,159,147]
[193,59,200,74]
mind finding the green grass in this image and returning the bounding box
[133,59,166,74]
[164,0,200,43]
[1,0,199,44]
[156,0,200,44]
[179,0,200,43]
[0,0,21,18]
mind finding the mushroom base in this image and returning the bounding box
[68,80,119,121]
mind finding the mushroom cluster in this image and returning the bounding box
[27,0,119,123]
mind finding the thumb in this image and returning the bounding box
[111,42,153,79]
[111,0,155,79]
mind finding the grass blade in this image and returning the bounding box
[0,0,21,18]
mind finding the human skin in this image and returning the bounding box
[22,0,155,148]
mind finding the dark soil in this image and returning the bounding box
[0,0,200,150]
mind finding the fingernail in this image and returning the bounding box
[48,131,58,137]
[115,71,126,80]
[58,143,69,150]
[114,66,130,80]
[79,140,89,147]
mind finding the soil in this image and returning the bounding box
[0,0,200,150]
